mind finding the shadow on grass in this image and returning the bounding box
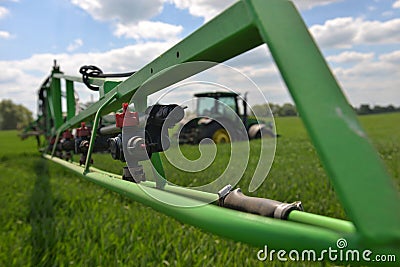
[28,159,56,267]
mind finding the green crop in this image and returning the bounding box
[0,113,398,266]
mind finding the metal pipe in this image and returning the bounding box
[66,80,76,120]
[53,73,105,87]
[84,92,118,173]
[99,124,121,135]
[50,130,61,157]
[150,153,167,189]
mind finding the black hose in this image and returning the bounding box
[79,65,136,91]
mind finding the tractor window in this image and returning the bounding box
[218,97,237,114]
[197,97,215,116]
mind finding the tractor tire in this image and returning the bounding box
[199,121,232,144]
[212,128,230,143]
[248,123,276,139]
[179,118,237,144]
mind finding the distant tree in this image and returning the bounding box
[372,105,386,114]
[251,104,270,117]
[251,103,298,117]
[355,104,399,115]
[252,102,400,117]
[386,105,396,113]
[357,104,372,115]
[268,103,281,116]
[278,103,297,117]
[0,99,33,130]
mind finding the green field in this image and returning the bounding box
[0,113,399,266]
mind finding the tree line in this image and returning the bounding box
[0,99,33,130]
[354,104,400,115]
[251,103,298,117]
[251,103,400,117]
[0,99,398,130]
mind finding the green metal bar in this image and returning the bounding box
[288,211,355,234]
[66,80,75,120]
[53,73,105,87]
[44,88,52,136]
[142,181,217,203]
[244,0,400,244]
[50,73,63,130]
[50,130,61,157]
[80,163,218,203]
[44,154,358,253]
[84,92,118,173]
[150,153,167,189]
[100,80,122,99]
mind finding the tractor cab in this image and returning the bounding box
[195,92,243,125]
[195,92,239,117]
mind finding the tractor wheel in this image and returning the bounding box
[248,123,276,139]
[212,128,230,143]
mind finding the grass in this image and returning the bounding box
[0,113,399,266]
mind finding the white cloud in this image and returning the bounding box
[227,45,272,68]
[168,0,235,21]
[382,11,394,17]
[67,39,83,52]
[393,0,400,8]
[327,51,375,64]
[0,6,9,19]
[310,17,400,48]
[228,47,400,106]
[71,0,163,24]
[0,41,176,113]
[292,0,343,10]
[0,5,17,40]
[379,50,400,64]
[70,1,175,43]
[0,30,12,39]
[329,50,400,105]
[114,21,183,41]
[168,0,342,22]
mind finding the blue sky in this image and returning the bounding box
[0,1,203,60]
[0,0,399,114]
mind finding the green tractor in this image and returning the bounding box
[178,92,276,144]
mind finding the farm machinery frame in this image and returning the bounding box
[24,0,399,264]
